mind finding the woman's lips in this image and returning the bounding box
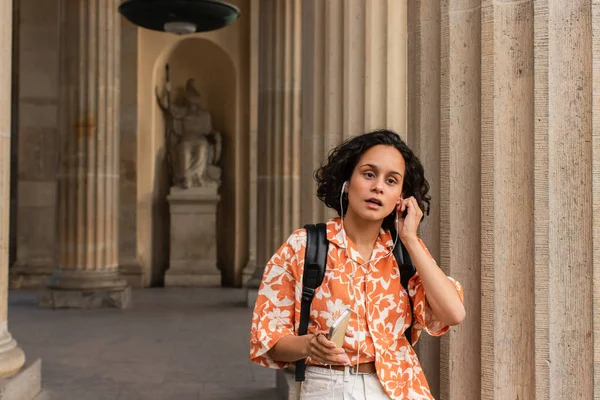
[365,198,383,209]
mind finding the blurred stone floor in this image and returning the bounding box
[8,287,277,400]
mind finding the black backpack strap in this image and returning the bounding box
[295,223,328,382]
[392,233,417,346]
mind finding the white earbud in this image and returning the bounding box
[341,181,347,194]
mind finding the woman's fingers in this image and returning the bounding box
[309,334,349,364]
[409,197,422,216]
[401,197,423,221]
[403,196,422,217]
[315,333,337,349]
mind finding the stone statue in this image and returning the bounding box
[156,77,222,189]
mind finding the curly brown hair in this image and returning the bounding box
[314,130,431,231]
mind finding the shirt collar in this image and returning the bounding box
[326,217,394,252]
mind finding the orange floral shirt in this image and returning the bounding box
[250,218,464,399]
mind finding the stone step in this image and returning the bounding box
[0,359,41,400]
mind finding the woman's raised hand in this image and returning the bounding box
[397,196,423,241]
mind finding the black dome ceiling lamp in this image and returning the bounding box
[118,0,241,35]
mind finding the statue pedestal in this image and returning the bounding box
[165,187,221,287]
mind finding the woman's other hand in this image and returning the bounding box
[305,333,350,365]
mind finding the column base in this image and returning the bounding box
[45,269,129,291]
[0,344,24,379]
[40,269,132,308]
[9,261,53,290]
[38,287,132,309]
[0,359,41,400]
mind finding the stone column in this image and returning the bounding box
[39,0,130,309]
[0,0,41,397]
[409,0,482,398]
[247,0,302,298]
[118,15,143,288]
[0,0,25,378]
[533,1,596,398]
[438,2,482,399]
[242,0,261,285]
[480,1,534,399]
[407,1,442,396]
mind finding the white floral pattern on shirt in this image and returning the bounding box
[250,218,464,400]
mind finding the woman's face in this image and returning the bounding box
[346,144,406,223]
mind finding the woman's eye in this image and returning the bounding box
[386,178,397,185]
[364,172,375,178]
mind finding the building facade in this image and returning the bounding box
[0,0,597,398]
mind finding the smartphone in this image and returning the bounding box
[327,309,352,348]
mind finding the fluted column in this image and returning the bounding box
[593,4,600,397]
[242,0,261,285]
[247,0,302,290]
[410,1,599,398]
[534,1,595,398]
[0,0,25,377]
[438,2,482,399]
[407,1,442,396]
[40,0,130,308]
[481,1,534,398]
[410,0,482,398]
[301,0,408,223]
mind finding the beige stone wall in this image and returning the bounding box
[10,0,60,288]
[119,16,142,287]
[136,0,250,287]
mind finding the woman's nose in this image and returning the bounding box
[371,179,384,193]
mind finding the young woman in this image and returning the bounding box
[250,130,465,399]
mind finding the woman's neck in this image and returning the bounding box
[342,210,382,253]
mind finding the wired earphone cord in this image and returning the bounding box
[327,181,400,399]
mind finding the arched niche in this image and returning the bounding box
[138,30,248,288]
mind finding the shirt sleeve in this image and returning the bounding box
[249,229,305,369]
[407,238,464,339]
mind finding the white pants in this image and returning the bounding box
[300,365,391,400]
